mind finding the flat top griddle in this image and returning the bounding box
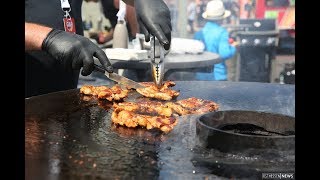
[25,81,295,180]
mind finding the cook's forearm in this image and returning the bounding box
[25,23,52,51]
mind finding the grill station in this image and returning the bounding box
[25,81,295,179]
[232,19,279,83]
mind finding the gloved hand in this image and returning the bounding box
[42,29,113,76]
[134,0,172,50]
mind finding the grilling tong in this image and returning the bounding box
[150,35,165,88]
[93,35,165,89]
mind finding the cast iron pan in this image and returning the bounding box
[196,110,295,152]
[194,110,295,178]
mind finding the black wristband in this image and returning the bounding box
[41,29,63,51]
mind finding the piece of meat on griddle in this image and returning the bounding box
[80,85,105,96]
[98,85,129,101]
[111,108,177,133]
[110,97,219,133]
[136,81,180,101]
[80,85,128,101]
[114,101,173,117]
[81,84,219,133]
[169,97,220,115]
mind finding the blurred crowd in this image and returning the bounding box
[81,0,295,83]
[162,0,240,35]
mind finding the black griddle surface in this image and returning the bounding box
[25,81,295,179]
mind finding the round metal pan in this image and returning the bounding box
[25,81,295,179]
[196,110,295,153]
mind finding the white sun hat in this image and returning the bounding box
[202,0,231,20]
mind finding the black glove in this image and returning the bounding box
[42,29,113,76]
[134,0,172,50]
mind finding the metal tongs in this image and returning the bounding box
[150,35,165,88]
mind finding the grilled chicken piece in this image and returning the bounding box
[80,85,128,101]
[80,85,92,95]
[136,81,180,101]
[110,97,219,133]
[165,102,191,115]
[82,83,219,133]
[80,85,98,95]
[80,85,109,96]
[176,97,219,114]
[165,98,219,115]
[113,102,140,112]
[114,101,173,117]
[98,85,129,101]
[111,108,177,133]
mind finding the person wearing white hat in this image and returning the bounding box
[193,0,237,81]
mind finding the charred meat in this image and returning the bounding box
[80,85,128,101]
[136,81,180,101]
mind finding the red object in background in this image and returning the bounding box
[229,38,234,44]
[255,0,295,30]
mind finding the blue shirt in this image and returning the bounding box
[194,22,236,80]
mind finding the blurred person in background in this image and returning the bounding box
[187,0,197,34]
[25,0,172,97]
[196,0,208,28]
[244,0,255,18]
[193,0,237,81]
[223,0,240,24]
[87,0,139,44]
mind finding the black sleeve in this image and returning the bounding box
[100,0,118,28]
